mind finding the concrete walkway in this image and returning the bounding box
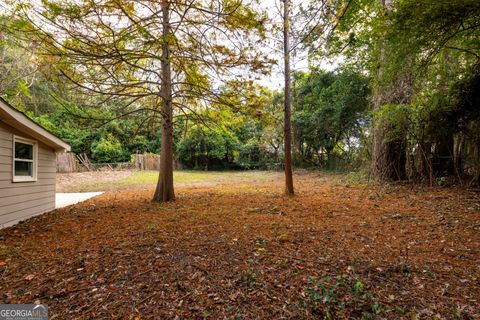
[55,192,104,209]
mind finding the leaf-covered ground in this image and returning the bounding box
[1,171,479,319]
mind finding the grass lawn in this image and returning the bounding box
[122,170,279,186]
[57,170,281,192]
[1,171,479,319]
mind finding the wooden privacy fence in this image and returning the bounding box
[56,152,77,173]
[134,154,160,170]
[57,153,180,172]
[133,154,182,170]
[56,152,135,173]
[76,153,135,171]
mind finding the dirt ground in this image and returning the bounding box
[1,171,479,319]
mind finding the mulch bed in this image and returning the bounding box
[1,173,479,319]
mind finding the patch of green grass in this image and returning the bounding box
[63,170,278,192]
[344,170,370,184]
[118,170,217,185]
[119,170,276,186]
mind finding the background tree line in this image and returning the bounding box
[0,0,479,186]
[0,37,371,171]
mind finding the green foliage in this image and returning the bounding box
[4,0,477,180]
[292,69,370,168]
[344,170,369,184]
[385,0,480,76]
[236,140,263,169]
[327,0,480,182]
[176,125,239,169]
[127,135,158,154]
[449,69,480,132]
[436,176,447,187]
[0,14,37,103]
[372,104,410,142]
[301,273,389,319]
[173,82,281,170]
[91,135,128,163]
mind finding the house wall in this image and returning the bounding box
[0,120,56,228]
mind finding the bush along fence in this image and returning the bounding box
[55,153,181,173]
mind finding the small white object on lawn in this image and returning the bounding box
[55,192,104,209]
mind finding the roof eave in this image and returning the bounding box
[0,98,71,152]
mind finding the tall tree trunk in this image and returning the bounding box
[453,132,464,179]
[283,0,294,195]
[153,0,175,202]
[371,122,407,180]
[371,0,409,181]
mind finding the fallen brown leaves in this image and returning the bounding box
[0,172,479,319]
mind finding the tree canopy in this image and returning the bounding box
[0,0,479,187]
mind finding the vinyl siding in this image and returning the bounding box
[0,120,56,228]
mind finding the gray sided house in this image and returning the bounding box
[0,98,70,228]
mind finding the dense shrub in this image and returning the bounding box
[91,135,128,163]
[176,126,239,169]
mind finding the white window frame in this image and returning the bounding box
[12,135,38,182]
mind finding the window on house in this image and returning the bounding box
[13,136,37,182]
